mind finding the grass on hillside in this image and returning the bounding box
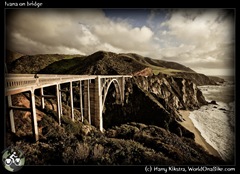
[38,56,86,74]
[152,67,186,75]
[119,53,193,75]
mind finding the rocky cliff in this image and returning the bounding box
[103,75,207,139]
[172,72,217,86]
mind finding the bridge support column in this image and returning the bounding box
[120,77,125,103]
[79,81,83,122]
[59,85,62,115]
[7,95,16,133]
[70,81,74,121]
[56,84,61,125]
[40,87,45,110]
[84,80,91,124]
[29,90,39,142]
[94,76,103,132]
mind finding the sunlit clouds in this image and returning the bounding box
[6,8,235,75]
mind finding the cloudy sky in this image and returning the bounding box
[6,8,235,76]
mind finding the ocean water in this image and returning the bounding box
[189,79,235,162]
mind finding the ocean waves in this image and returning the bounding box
[189,84,235,162]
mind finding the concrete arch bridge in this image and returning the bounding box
[5,74,132,141]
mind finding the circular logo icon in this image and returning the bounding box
[2,147,25,172]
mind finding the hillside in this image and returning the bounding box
[39,51,148,75]
[39,50,195,75]
[37,51,218,85]
[119,53,195,74]
[6,50,222,85]
[7,53,84,74]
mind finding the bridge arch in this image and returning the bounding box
[101,79,122,112]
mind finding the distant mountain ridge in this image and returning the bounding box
[6,50,223,85]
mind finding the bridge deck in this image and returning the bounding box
[5,74,131,96]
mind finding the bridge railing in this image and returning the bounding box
[5,78,37,89]
[5,74,133,93]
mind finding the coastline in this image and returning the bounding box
[178,110,221,159]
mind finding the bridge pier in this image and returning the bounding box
[29,90,39,142]
[120,77,125,103]
[70,82,74,121]
[59,85,63,115]
[79,80,83,121]
[7,95,16,133]
[93,76,103,131]
[83,80,91,124]
[56,84,61,125]
[40,87,45,110]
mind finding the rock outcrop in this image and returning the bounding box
[103,74,207,139]
[134,75,208,111]
[172,72,217,86]
[133,67,153,76]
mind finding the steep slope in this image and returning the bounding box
[120,53,195,73]
[39,51,149,75]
